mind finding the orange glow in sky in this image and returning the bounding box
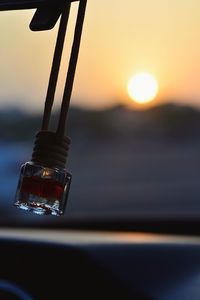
[0,0,200,111]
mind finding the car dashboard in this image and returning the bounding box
[0,229,199,299]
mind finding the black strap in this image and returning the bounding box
[41,0,87,136]
[57,0,87,136]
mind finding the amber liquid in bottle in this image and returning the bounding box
[21,176,64,200]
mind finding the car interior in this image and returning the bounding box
[0,0,200,299]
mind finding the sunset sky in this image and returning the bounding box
[0,0,200,111]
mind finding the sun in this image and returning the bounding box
[127,72,158,104]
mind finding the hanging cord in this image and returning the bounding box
[32,0,87,168]
[57,0,87,136]
[41,2,71,131]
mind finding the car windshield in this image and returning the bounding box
[0,0,200,227]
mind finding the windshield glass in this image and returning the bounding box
[0,0,200,226]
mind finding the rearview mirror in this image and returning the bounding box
[0,0,77,30]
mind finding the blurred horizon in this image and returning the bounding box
[0,99,200,142]
[0,99,200,224]
[1,96,200,113]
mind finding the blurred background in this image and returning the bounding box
[0,0,200,225]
